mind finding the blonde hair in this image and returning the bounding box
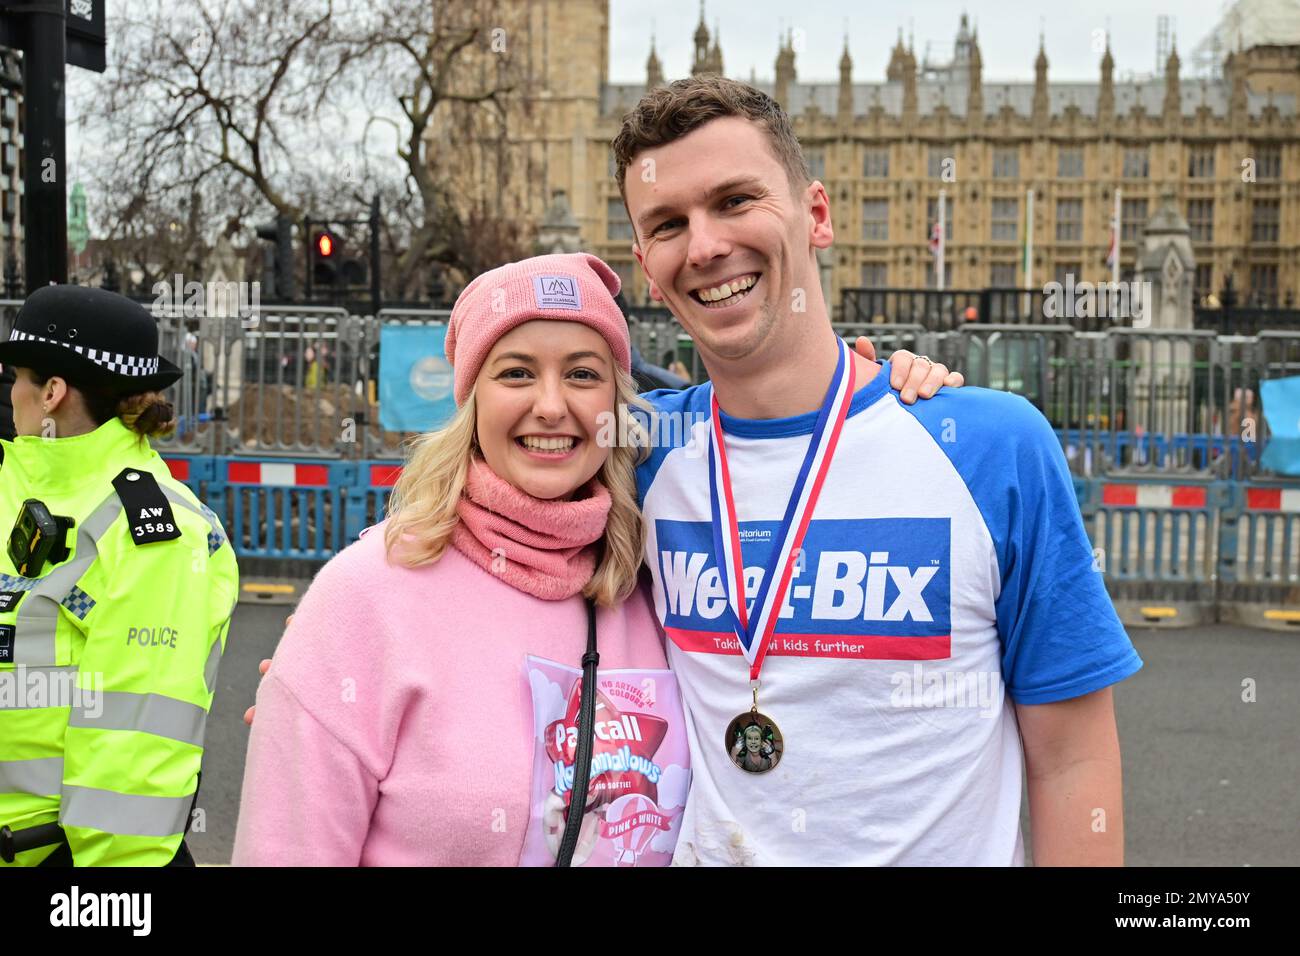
[383,368,651,607]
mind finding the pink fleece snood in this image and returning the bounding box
[451,456,612,601]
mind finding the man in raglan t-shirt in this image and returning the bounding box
[612,76,1142,865]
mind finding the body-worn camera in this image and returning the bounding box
[8,500,75,576]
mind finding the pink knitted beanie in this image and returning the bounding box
[444,252,633,405]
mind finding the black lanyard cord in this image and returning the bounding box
[556,597,599,867]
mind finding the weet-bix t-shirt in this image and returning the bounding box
[636,359,1143,866]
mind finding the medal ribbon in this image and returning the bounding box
[707,338,857,681]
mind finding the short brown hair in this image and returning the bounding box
[611,76,810,204]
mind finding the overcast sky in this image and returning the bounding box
[609,0,1235,84]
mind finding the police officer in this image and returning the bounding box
[0,286,238,866]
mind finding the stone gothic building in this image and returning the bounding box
[463,1,1298,311]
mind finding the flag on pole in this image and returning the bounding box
[1020,189,1035,316]
[1021,189,1034,287]
[931,189,947,291]
[1108,188,1122,286]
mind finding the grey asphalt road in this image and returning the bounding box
[189,603,1300,866]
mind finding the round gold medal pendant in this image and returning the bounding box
[725,708,784,774]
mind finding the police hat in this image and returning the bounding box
[0,285,183,394]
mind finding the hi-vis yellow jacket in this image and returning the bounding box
[0,418,238,865]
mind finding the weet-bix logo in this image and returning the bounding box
[655,517,952,641]
[532,274,582,311]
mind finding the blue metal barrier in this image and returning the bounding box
[1217,481,1300,630]
[211,457,349,560]
[344,462,402,543]
[1077,477,1224,627]
[1056,429,1261,478]
[161,454,218,504]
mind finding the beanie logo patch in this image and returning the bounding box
[532,275,582,311]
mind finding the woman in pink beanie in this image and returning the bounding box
[234,252,693,866]
[233,252,956,866]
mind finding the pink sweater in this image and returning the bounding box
[231,524,672,866]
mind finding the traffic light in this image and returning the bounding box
[312,229,338,288]
[304,200,380,309]
[254,215,295,300]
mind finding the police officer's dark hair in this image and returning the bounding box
[26,367,176,439]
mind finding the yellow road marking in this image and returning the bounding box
[1263,610,1300,623]
[242,583,296,595]
[1140,607,1178,619]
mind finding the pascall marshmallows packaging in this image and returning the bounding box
[520,657,690,867]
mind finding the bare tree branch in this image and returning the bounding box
[78,0,536,301]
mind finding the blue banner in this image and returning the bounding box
[379,324,457,433]
[1260,375,1300,477]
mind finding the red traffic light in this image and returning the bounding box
[315,232,334,258]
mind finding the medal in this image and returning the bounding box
[724,684,784,775]
[708,338,857,774]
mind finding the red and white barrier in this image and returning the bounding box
[369,464,403,487]
[225,461,331,486]
[1245,488,1300,512]
[1101,484,1209,509]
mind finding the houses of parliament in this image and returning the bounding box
[476,0,1298,314]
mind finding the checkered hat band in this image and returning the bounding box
[8,328,161,376]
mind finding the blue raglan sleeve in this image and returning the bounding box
[988,397,1143,703]
[905,386,1143,704]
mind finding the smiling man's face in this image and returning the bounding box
[625,115,833,372]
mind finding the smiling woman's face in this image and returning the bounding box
[472,320,617,501]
